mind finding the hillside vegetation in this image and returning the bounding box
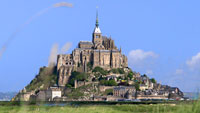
[25,67,57,92]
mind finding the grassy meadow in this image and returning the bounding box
[0,101,200,113]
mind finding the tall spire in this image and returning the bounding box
[96,8,99,27]
[93,7,101,34]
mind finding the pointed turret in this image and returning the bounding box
[94,10,101,34]
[93,9,102,44]
[96,10,99,27]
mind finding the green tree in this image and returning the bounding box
[111,68,125,74]
[65,84,72,88]
[111,69,118,73]
[134,82,140,91]
[92,66,108,75]
[108,80,117,86]
[118,68,125,74]
[150,78,156,83]
[100,80,106,85]
[99,80,117,86]
[69,71,88,86]
[128,71,134,79]
[143,74,147,77]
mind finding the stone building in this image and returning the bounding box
[57,13,128,86]
[36,87,62,101]
[113,86,136,99]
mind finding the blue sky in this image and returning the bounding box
[0,0,200,92]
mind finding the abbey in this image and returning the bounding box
[13,13,184,102]
[57,14,128,86]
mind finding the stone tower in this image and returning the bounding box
[92,11,102,46]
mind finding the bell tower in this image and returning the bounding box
[92,10,102,45]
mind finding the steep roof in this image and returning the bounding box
[94,26,101,34]
[79,41,93,45]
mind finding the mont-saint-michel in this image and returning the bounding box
[13,13,184,102]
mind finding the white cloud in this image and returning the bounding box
[128,49,158,65]
[186,52,200,70]
[128,49,159,75]
[175,69,184,75]
[146,70,153,75]
[168,52,200,91]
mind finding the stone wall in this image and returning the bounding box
[99,86,113,92]
[137,95,168,100]
[58,66,73,86]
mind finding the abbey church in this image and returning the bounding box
[57,13,128,86]
[13,12,184,102]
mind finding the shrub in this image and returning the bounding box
[104,89,113,95]
[111,68,125,74]
[150,78,156,83]
[143,74,147,77]
[100,80,117,86]
[25,67,57,92]
[65,84,72,88]
[128,71,134,79]
[69,71,88,86]
[134,82,140,91]
[92,66,108,75]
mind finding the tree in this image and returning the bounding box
[111,68,125,74]
[150,78,156,83]
[108,80,117,86]
[111,69,118,73]
[118,68,125,74]
[92,66,108,75]
[134,82,140,91]
[128,71,134,79]
[69,71,88,86]
[100,80,117,86]
[143,74,147,77]
[65,84,72,88]
[100,80,106,85]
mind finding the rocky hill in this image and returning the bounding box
[13,13,184,101]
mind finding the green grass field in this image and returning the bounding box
[0,101,200,113]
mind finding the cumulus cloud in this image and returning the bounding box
[167,52,200,91]
[128,49,159,76]
[186,52,200,70]
[128,49,158,61]
[128,49,158,66]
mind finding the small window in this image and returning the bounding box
[96,35,99,38]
